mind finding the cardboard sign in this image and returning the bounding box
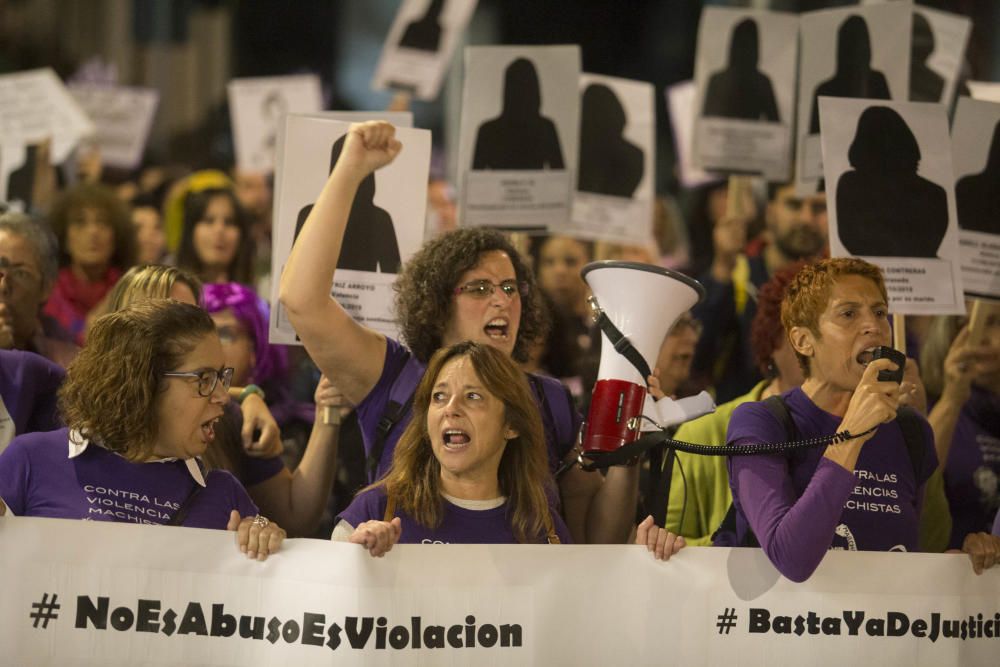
[68,84,159,170]
[909,8,971,108]
[269,113,427,345]
[457,45,581,232]
[371,0,478,101]
[228,75,323,174]
[666,81,717,189]
[820,97,965,315]
[0,68,94,164]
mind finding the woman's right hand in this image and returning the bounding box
[349,518,402,558]
[940,326,981,404]
[839,358,901,438]
[337,121,403,181]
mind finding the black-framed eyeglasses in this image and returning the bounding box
[162,366,235,397]
[453,279,529,299]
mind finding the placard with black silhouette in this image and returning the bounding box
[457,45,581,232]
[907,8,970,108]
[820,97,965,315]
[951,97,1000,302]
[0,68,94,166]
[692,7,797,181]
[666,81,715,189]
[796,5,910,194]
[569,74,654,244]
[371,0,478,101]
[68,84,159,170]
[228,75,323,174]
[268,113,428,345]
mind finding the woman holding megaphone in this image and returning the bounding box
[280,121,639,544]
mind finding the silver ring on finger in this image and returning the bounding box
[252,515,269,528]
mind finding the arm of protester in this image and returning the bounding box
[636,515,685,561]
[230,390,283,458]
[825,359,901,472]
[227,510,286,561]
[347,518,402,558]
[928,326,981,469]
[279,121,401,406]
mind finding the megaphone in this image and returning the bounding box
[580,261,715,464]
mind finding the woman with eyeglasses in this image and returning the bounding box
[0,299,286,559]
[281,121,640,545]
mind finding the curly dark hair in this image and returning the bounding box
[393,227,548,363]
[750,262,806,376]
[58,300,215,461]
[49,183,136,271]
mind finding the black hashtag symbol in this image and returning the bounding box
[716,607,737,635]
[29,593,60,629]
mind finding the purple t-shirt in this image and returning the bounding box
[356,337,581,480]
[337,486,572,544]
[0,428,258,529]
[0,349,64,437]
[943,386,1000,548]
[727,388,936,582]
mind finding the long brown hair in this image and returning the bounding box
[371,341,554,542]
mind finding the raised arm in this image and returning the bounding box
[279,121,402,405]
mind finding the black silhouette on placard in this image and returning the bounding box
[809,15,891,135]
[577,83,644,198]
[910,12,945,103]
[398,0,446,53]
[956,119,1000,235]
[702,18,780,123]
[836,106,947,258]
[472,58,565,170]
[295,134,401,273]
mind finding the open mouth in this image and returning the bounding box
[201,415,223,443]
[856,347,878,367]
[484,318,509,340]
[442,428,471,450]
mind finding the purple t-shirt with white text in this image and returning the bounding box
[337,486,572,544]
[0,428,258,529]
[727,388,936,582]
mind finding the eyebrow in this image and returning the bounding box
[831,299,887,309]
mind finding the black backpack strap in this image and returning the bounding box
[762,394,799,442]
[167,482,204,527]
[895,406,927,483]
[367,357,423,484]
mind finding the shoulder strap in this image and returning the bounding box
[528,374,575,453]
[167,481,204,527]
[367,357,424,483]
[895,406,926,483]
[761,394,799,443]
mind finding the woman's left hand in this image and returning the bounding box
[227,511,286,561]
[960,531,1000,575]
[635,515,685,561]
[240,393,283,458]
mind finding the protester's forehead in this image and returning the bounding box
[0,229,41,269]
[824,274,886,309]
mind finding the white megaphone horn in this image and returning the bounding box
[580,261,715,464]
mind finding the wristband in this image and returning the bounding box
[238,384,266,404]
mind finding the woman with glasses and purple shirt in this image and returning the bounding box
[0,300,286,559]
[280,121,644,545]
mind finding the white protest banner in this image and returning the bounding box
[371,0,478,101]
[909,8,971,108]
[796,4,910,194]
[951,96,1000,302]
[228,75,323,174]
[3,516,1000,666]
[692,7,798,182]
[820,97,965,315]
[968,81,1000,105]
[570,73,654,245]
[68,84,159,170]
[457,45,580,232]
[666,81,717,188]
[269,113,427,345]
[0,68,94,163]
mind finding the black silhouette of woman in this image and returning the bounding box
[836,106,947,258]
[577,84,644,198]
[809,15,891,135]
[956,119,1000,235]
[909,12,945,103]
[472,58,565,170]
[398,0,445,53]
[702,18,780,123]
[294,134,401,273]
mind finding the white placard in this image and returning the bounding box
[909,8,971,108]
[796,5,911,194]
[968,81,1000,105]
[820,97,964,315]
[692,7,798,181]
[457,46,580,232]
[371,0,478,101]
[68,84,159,170]
[3,516,1000,666]
[569,74,654,245]
[951,96,1000,302]
[269,113,427,345]
[0,68,94,163]
[228,75,323,174]
[666,81,717,188]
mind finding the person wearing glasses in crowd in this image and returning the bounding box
[0,299,286,559]
[281,121,638,544]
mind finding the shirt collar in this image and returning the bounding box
[67,429,206,487]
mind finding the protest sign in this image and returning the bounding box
[68,84,159,170]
